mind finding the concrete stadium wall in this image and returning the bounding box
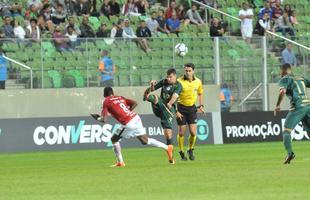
[0,85,220,119]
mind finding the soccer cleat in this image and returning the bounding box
[166,145,175,164]
[187,149,195,161]
[169,159,175,164]
[283,152,295,164]
[179,151,188,161]
[111,162,126,167]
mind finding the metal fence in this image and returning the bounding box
[1,36,309,111]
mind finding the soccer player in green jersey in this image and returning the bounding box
[144,68,183,164]
[274,63,310,164]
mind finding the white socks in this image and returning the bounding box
[147,138,168,150]
[113,142,124,163]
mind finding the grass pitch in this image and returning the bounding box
[1,141,310,200]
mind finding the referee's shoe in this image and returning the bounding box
[179,151,188,161]
[187,149,195,160]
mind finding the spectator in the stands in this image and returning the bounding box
[283,4,293,16]
[9,3,23,17]
[122,0,140,17]
[274,12,295,38]
[80,15,96,38]
[166,13,181,36]
[176,5,186,21]
[100,0,111,18]
[110,22,118,38]
[165,1,177,19]
[65,16,81,36]
[53,25,72,52]
[96,23,110,37]
[39,3,52,21]
[122,18,137,39]
[136,20,152,53]
[51,3,67,25]
[99,50,115,87]
[136,0,148,15]
[258,2,273,19]
[272,2,283,20]
[185,5,205,25]
[281,43,296,66]
[25,4,39,19]
[210,18,224,37]
[109,0,120,16]
[257,12,272,36]
[156,10,170,34]
[12,19,26,40]
[89,0,99,16]
[65,25,79,48]
[26,18,40,42]
[37,15,54,35]
[110,19,124,38]
[27,0,43,10]
[290,11,298,27]
[75,0,91,15]
[64,0,77,16]
[220,83,234,112]
[146,11,159,36]
[1,16,14,38]
[239,2,253,43]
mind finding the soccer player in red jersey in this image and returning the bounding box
[92,87,174,167]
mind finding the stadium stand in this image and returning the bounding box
[0,0,308,90]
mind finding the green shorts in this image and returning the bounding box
[284,105,310,132]
[151,96,175,129]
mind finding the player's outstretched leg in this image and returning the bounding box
[144,93,158,105]
[283,129,295,164]
[111,134,125,167]
[137,135,175,164]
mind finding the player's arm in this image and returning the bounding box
[125,98,138,111]
[167,93,179,109]
[98,61,111,75]
[149,79,164,92]
[98,100,109,123]
[274,87,286,116]
[167,82,182,109]
[197,81,205,113]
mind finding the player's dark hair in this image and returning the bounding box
[281,63,291,70]
[184,63,195,70]
[166,68,176,75]
[104,87,114,97]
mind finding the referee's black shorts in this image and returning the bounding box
[176,103,197,125]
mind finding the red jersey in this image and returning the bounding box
[101,96,137,125]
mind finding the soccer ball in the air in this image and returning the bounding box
[175,43,188,57]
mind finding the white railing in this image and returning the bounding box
[3,55,33,89]
[238,83,262,111]
[192,0,310,51]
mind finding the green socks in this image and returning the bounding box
[283,131,293,154]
